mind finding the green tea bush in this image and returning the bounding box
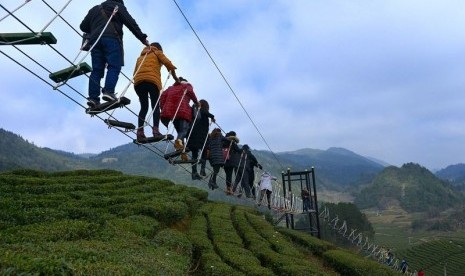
[232,209,327,275]
[213,241,274,276]
[199,252,245,276]
[50,169,123,177]
[186,213,242,275]
[203,204,274,276]
[0,254,74,275]
[2,220,99,243]
[105,215,159,239]
[276,227,335,256]
[6,169,48,177]
[245,212,301,256]
[323,249,395,276]
[153,228,192,255]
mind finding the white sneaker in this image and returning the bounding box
[102,93,117,102]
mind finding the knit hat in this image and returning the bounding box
[178,77,188,84]
[150,42,162,51]
[226,131,239,143]
[226,131,236,137]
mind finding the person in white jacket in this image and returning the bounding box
[257,171,277,209]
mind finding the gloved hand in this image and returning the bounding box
[258,164,263,170]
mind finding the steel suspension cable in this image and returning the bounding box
[171,0,285,170]
[3,1,282,210]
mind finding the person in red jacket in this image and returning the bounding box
[417,268,425,276]
[160,77,199,151]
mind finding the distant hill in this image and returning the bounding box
[86,145,386,191]
[355,163,463,212]
[277,147,385,189]
[0,128,387,191]
[0,128,91,171]
[436,163,465,190]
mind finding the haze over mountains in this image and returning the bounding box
[0,129,465,203]
[0,128,385,187]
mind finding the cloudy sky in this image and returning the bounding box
[1,0,465,170]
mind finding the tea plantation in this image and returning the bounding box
[0,170,395,275]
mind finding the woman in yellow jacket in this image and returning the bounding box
[133,42,178,142]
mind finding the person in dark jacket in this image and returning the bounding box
[302,187,311,212]
[80,0,149,107]
[247,149,262,198]
[187,99,215,180]
[232,145,261,198]
[223,131,240,195]
[206,128,229,189]
[400,259,408,274]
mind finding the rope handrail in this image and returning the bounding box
[0,0,31,23]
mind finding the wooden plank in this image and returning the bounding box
[49,62,92,83]
[86,97,131,115]
[0,32,57,45]
[163,148,191,160]
[104,119,135,131]
[133,134,174,144]
[170,159,198,165]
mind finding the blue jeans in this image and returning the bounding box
[88,37,123,101]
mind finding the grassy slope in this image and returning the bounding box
[0,170,394,275]
[365,207,465,275]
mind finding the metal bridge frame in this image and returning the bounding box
[282,168,321,238]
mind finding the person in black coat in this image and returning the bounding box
[247,148,262,198]
[80,0,149,107]
[187,99,215,180]
[223,131,240,195]
[232,145,261,198]
[206,128,229,189]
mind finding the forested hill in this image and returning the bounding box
[355,163,463,212]
[276,147,385,188]
[436,163,465,190]
[0,128,386,190]
[0,128,91,171]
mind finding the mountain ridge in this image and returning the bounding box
[0,128,387,191]
[355,163,463,212]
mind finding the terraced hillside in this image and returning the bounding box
[397,239,465,276]
[0,170,394,275]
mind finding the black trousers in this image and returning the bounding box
[135,81,160,128]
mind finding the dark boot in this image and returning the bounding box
[152,126,162,138]
[199,159,207,176]
[136,128,146,142]
[192,172,202,180]
[208,176,218,190]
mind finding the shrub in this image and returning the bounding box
[153,228,192,255]
[276,227,335,256]
[104,215,159,239]
[187,213,243,275]
[232,208,327,275]
[323,249,396,276]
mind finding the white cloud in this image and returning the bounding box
[2,0,465,170]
